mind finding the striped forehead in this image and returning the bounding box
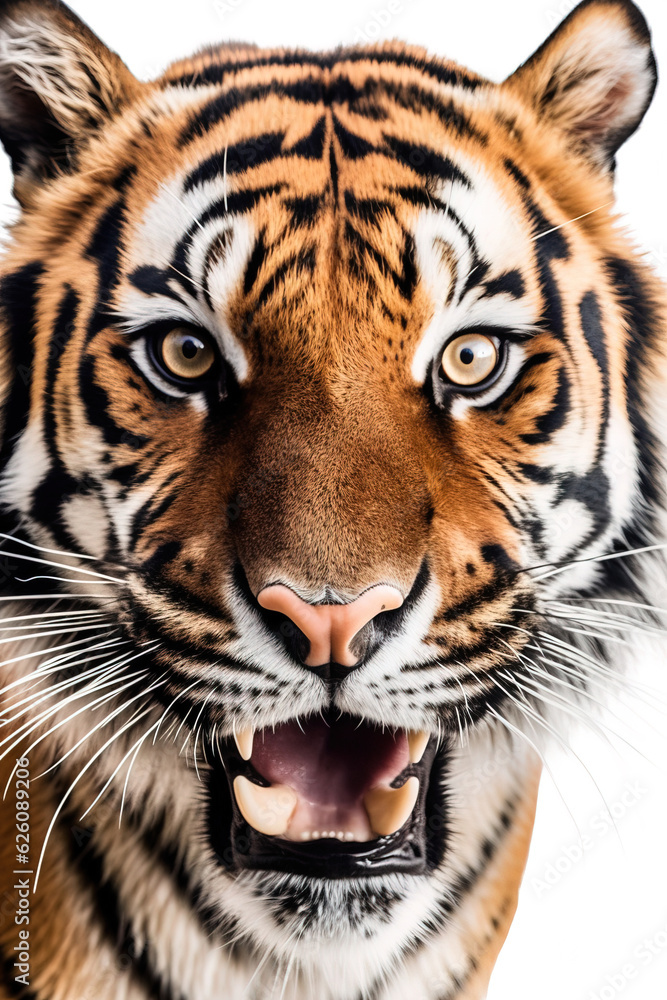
[117,60,542,381]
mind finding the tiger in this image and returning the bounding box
[0,0,663,997]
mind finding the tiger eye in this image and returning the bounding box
[159,327,216,381]
[441,333,499,387]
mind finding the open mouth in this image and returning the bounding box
[208,713,445,878]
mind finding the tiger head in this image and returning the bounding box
[0,0,663,996]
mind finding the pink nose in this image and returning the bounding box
[257,584,404,668]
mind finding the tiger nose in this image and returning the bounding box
[257,584,404,668]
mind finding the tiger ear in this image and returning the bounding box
[0,0,141,204]
[504,0,657,171]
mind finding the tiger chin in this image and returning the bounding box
[0,0,664,998]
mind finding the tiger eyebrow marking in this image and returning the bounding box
[531,201,614,241]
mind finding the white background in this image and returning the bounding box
[1,1,666,998]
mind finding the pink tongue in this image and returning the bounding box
[250,716,409,841]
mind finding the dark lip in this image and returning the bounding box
[207,720,449,879]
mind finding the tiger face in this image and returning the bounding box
[0,1,663,998]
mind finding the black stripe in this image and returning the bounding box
[0,262,44,474]
[329,140,339,204]
[29,285,82,543]
[242,229,268,295]
[128,265,185,302]
[351,77,486,143]
[344,190,397,227]
[282,193,324,229]
[79,355,150,450]
[183,131,285,192]
[578,290,609,461]
[42,286,78,462]
[344,222,416,300]
[481,269,525,300]
[503,157,531,190]
[85,199,128,341]
[383,135,471,187]
[522,199,570,341]
[179,80,324,146]
[289,115,326,158]
[252,246,317,313]
[520,365,570,444]
[333,115,375,159]
[594,257,660,598]
[168,48,482,92]
[58,805,180,1000]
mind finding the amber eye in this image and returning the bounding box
[440,333,499,387]
[158,327,217,382]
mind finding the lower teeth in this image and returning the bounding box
[300,831,356,842]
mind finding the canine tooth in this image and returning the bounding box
[364,777,419,837]
[408,731,429,764]
[233,728,254,761]
[345,832,355,842]
[233,776,296,836]
[301,832,311,842]
[312,831,320,839]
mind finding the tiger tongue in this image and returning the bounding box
[248,716,411,841]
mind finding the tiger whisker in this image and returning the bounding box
[486,705,582,835]
[530,200,614,241]
[0,542,124,583]
[0,650,141,756]
[529,541,667,581]
[0,644,130,715]
[0,647,126,715]
[0,530,123,570]
[14,574,116,585]
[35,650,164,779]
[0,630,120,680]
[79,686,169,823]
[151,678,205,747]
[163,185,207,233]
[493,638,616,747]
[0,609,110,627]
[2,666,155,798]
[536,630,667,704]
[0,621,116,650]
[503,689,625,847]
[33,698,162,892]
[552,595,667,615]
[118,717,165,827]
[166,261,208,295]
[0,593,117,603]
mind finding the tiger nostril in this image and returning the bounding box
[257,584,404,670]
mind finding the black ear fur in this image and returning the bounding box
[0,0,139,201]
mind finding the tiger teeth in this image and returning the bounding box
[408,731,429,764]
[300,830,355,842]
[363,777,420,837]
[233,728,254,761]
[233,776,297,836]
